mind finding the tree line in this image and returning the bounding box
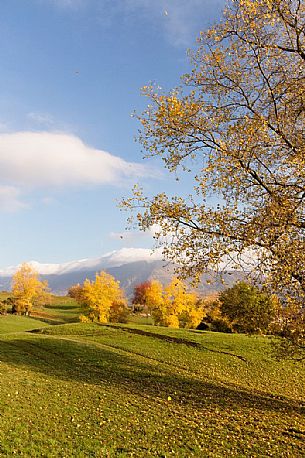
[0,263,290,343]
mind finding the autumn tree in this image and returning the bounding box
[141,278,204,328]
[11,263,50,315]
[122,0,305,354]
[0,300,8,315]
[132,281,153,312]
[80,271,128,323]
[197,294,233,333]
[163,278,203,328]
[219,282,279,333]
[68,284,85,303]
[139,279,164,319]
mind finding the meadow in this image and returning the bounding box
[0,303,304,457]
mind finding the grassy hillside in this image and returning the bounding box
[0,320,304,457]
[0,315,49,334]
[31,295,81,324]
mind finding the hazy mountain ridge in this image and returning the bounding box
[0,248,163,276]
[0,257,245,297]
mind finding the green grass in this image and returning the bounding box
[0,320,304,457]
[0,315,49,334]
[128,314,154,325]
[31,295,81,324]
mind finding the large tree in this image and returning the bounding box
[122,0,305,352]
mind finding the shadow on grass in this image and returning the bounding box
[104,324,247,361]
[0,336,304,417]
[44,304,79,311]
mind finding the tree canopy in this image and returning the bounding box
[133,278,204,329]
[79,271,128,323]
[122,0,305,352]
[219,281,278,333]
[11,263,50,315]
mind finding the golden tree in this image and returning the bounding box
[163,278,203,328]
[123,0,305,353]
[143,278,204,328]
[140,279,164,322]
[80,271,127,323]
[11,263,50,315]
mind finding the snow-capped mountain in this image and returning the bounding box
[0,247,244,296]
[0,247,163,277]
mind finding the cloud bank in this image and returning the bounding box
[0,131,156,189]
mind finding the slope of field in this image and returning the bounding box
[0,315,49,334]
[30,296,81,324]
[0,320,304,457]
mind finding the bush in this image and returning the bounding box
[210,318,233,333]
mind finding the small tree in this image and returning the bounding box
[163,278,203,329]
[109,300,129,323]
[141,280,164,322]
[143,278,204,329]
[80,271,128,323]
[270,299,305,360]
[11,264,50,315]
[219,282,278,333]
[132,281,153,312]
[68,284,85,303]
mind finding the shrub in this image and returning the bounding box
[210,318,233,333]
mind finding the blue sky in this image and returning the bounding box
[0,0,225,267]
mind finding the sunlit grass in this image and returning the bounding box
[0,320,304,456]
[0,315,48,334]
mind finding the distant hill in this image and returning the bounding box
[0,256,245,297]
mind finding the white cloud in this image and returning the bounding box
[0,131,158,189]
[0,186,27,212]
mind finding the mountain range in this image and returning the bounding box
[0,248,244,297]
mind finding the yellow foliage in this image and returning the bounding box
[144,277,204,329]
[142,279,164,311]
[79,314,90,323]
[163,314,180,328]
[11,263,50,315]
[81,271,127,323]
[122,0,305,354]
